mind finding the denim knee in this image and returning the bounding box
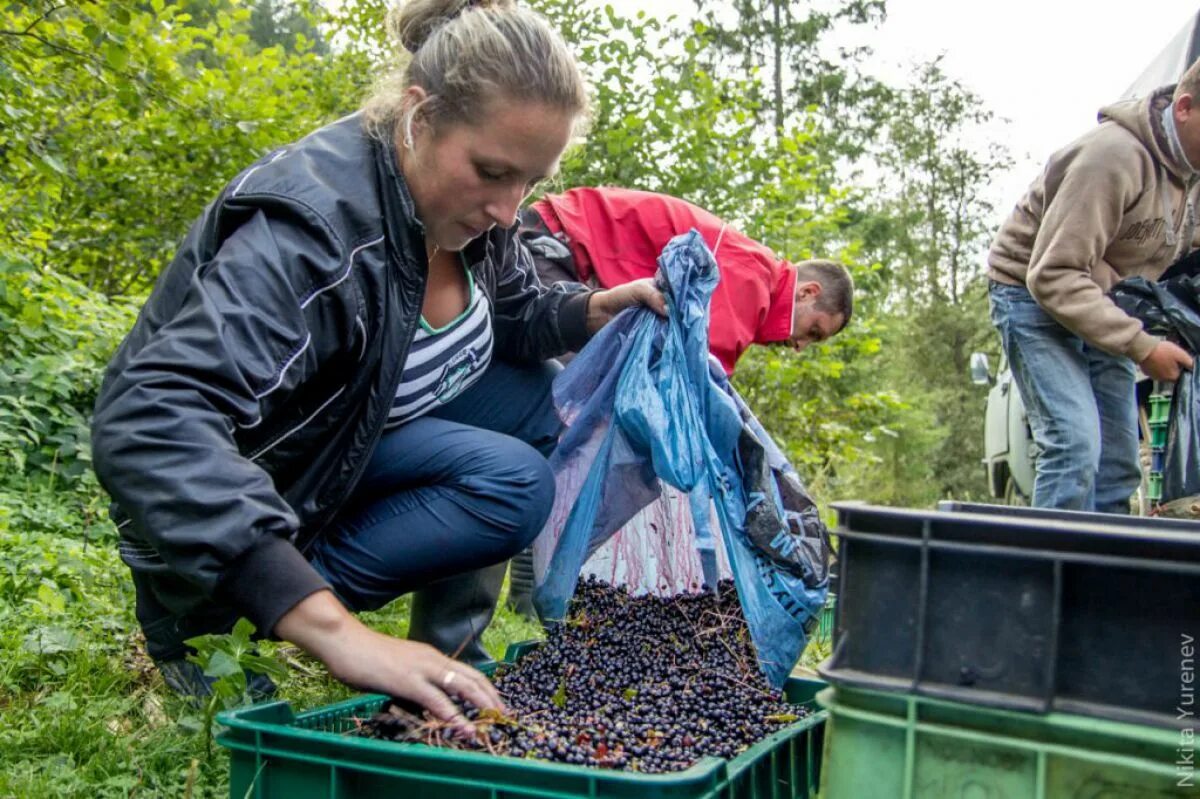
[1036,415,1100,465]
[488,439,556,556]
[1030,416,1100,507]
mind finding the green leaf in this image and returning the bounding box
[551,677,568,709]
[241,653,288,681]
[104,42,128,72]
[203,649,242,680]
[230,617,256,646]
[176,714,205,734]
[22,625,81,654]
[184,632,219,653]
[35,581,66,613]
[38,154,67,176]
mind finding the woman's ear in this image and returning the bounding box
[401,86,432,148]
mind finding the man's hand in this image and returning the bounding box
[585,278,668,334]
[275,590,504,737]
[1139,340,1194,382]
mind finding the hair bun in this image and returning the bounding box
[392,0,508,55]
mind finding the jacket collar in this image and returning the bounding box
[375,129,426,238]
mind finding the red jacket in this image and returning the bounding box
[531,188,796,374]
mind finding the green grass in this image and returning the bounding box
[0,565,543,797]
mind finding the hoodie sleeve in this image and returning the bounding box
[1025,138,1159,361]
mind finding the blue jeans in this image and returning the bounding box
[989,282,1140,513]
[307,359,560,611]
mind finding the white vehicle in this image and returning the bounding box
[971,351,1036,502]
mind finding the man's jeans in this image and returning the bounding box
[308,359,561,611]
[989,282,1140,513]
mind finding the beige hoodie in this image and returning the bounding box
[988,86,1200,362]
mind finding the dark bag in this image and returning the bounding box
[1111,273,1200,502]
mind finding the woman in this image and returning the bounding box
[91,0,662,731]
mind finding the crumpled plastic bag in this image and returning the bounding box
[531,230,832,687]
[1111,273,1200,501]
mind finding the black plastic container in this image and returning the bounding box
[820,501,1200,729]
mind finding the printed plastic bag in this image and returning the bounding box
[532,230,831,686]
[1111,273,1200,501]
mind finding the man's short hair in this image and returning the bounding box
[794,259,853,332]
[1174,58,1200,102]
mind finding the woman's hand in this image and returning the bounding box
[585,277,668,334]
[275,590,503,736]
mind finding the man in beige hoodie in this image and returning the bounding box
[987,62,1200,512]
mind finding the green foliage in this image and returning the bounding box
[0,529,128,687]
[0,252,137,485]
[0,0,373,295]
[858,58,1011,306]
[732,319,903,481]
[659,53,1012,508]
[691,0,888,161]
[184,618,288,754]
[529,0,848,243]
[839,58,1010,503]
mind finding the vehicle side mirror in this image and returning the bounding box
[969,352,992,386]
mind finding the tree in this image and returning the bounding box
[858,58,1009,307]
[0,0,370,295]
[692,0,886,153]
[843,58,1012,502]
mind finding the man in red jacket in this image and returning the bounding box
[519,187,854,373]
[504,187,854,619]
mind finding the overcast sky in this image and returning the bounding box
[599,0,1199,226]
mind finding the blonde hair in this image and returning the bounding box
[1174,58,1200,102]
[363,0,588,142]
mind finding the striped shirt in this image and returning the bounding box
[387,263,493,427]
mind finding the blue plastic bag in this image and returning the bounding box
[531,231,831,687]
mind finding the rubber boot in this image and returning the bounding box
[157,657,277,704]
[407,562,506,667]
[505,547,537,619]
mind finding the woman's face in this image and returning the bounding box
[400,93,576,254]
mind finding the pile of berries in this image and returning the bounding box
[361,577,807,772]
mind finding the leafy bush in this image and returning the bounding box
[0,252,137,485]
[1,1,373,295]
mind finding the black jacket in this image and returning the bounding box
[91,114,592,660]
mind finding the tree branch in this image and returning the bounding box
[1,26,236,123]
[15,3,67,36]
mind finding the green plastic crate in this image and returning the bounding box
[1149,393,1172,424]
[814,593,836,647]
[1151,420,1170,448]
[1149,471,1164,501]
[217,644,828,799]
[817,685,1188,799]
